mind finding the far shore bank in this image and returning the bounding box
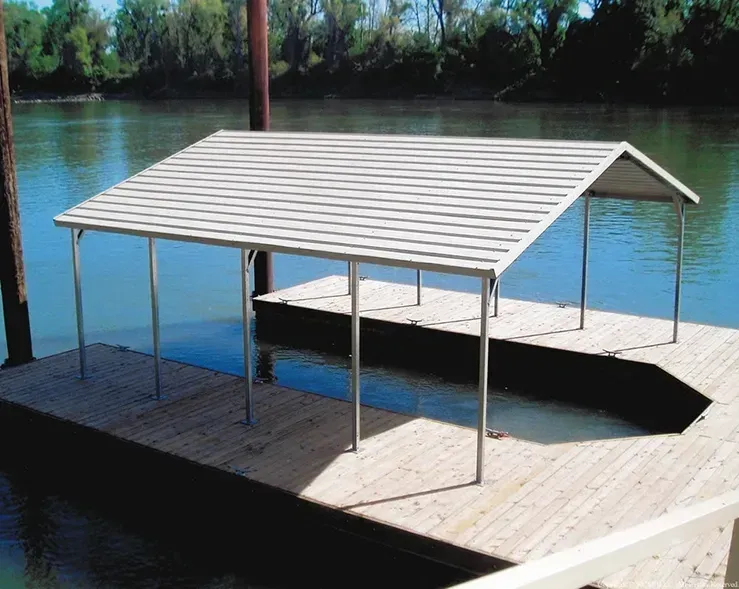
[12,92,118,104]
[10,89,495,104]
[11,89,739,107]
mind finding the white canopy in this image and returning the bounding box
[54,131,700,279]
[55,130,702,485]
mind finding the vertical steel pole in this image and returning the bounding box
[493,278,500,317]
[416,269,422,305]
[71,229,86,379]
[148,237,162,399]
[351,261,360,451]
[476,276,491,485]
[673,203,685,343]
[347,261,351,295]
[580,193,590,330]
[242,250,255,424]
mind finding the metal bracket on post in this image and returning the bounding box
[71,228,87,380]
[241,249,258,425]
[148,237,165,400]
[673,200,685,343]
[487,277,500,317]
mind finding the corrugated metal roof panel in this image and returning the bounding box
[54,131,700,278]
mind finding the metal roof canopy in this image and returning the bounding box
[54,130,699,280]
[55,130,701,485]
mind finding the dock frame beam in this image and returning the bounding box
[477,275,497,485]
[242,249,258,424]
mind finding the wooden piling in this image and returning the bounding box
[247,0,274,295]
[0,0,34,367]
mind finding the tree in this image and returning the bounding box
[319,0,363,67]
[43,0,91,52]
[62,24,92,77]
[168,0,227,75]
[431,0,446,46]
[2,0,739,102]
[518,0,578,67]
[3,1,57,80]
[225,0,247,73]
[269,0,319,71]
[114,0,170,70]
[37,0,112,86]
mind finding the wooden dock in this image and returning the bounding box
[2,274,739,588]
[256,275,739,405]
[248,275,739,587]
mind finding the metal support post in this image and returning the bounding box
[242,249,257,424]
[476,276,492,485]
[148,237,162,399]
[416,270,422,305]
[71,229,86,379]
[347,261,351,295]
[580,193,590,330]
[351,261,360,451]
[673,202,685,343]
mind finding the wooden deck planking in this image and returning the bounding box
[1,272,739,589]
[251,276,739,586]
[256,276,727,382]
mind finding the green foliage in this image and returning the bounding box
[63,25,92,77]
[4,2,57,78]
[114,0,170,68]
[2,0,738,102]
[269,58,290,76]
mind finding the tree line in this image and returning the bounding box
[5,0,739,103]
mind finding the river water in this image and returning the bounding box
[1,100,738,586]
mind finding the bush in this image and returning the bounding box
[269,60,291,77]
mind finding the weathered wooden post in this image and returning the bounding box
[0,0,34,367]
[247,0,273,295]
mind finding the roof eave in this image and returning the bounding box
[53,215,498,279]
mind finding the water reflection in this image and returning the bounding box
[0,441,469,589]
[5,472,58,588]
[256,344,277,383]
